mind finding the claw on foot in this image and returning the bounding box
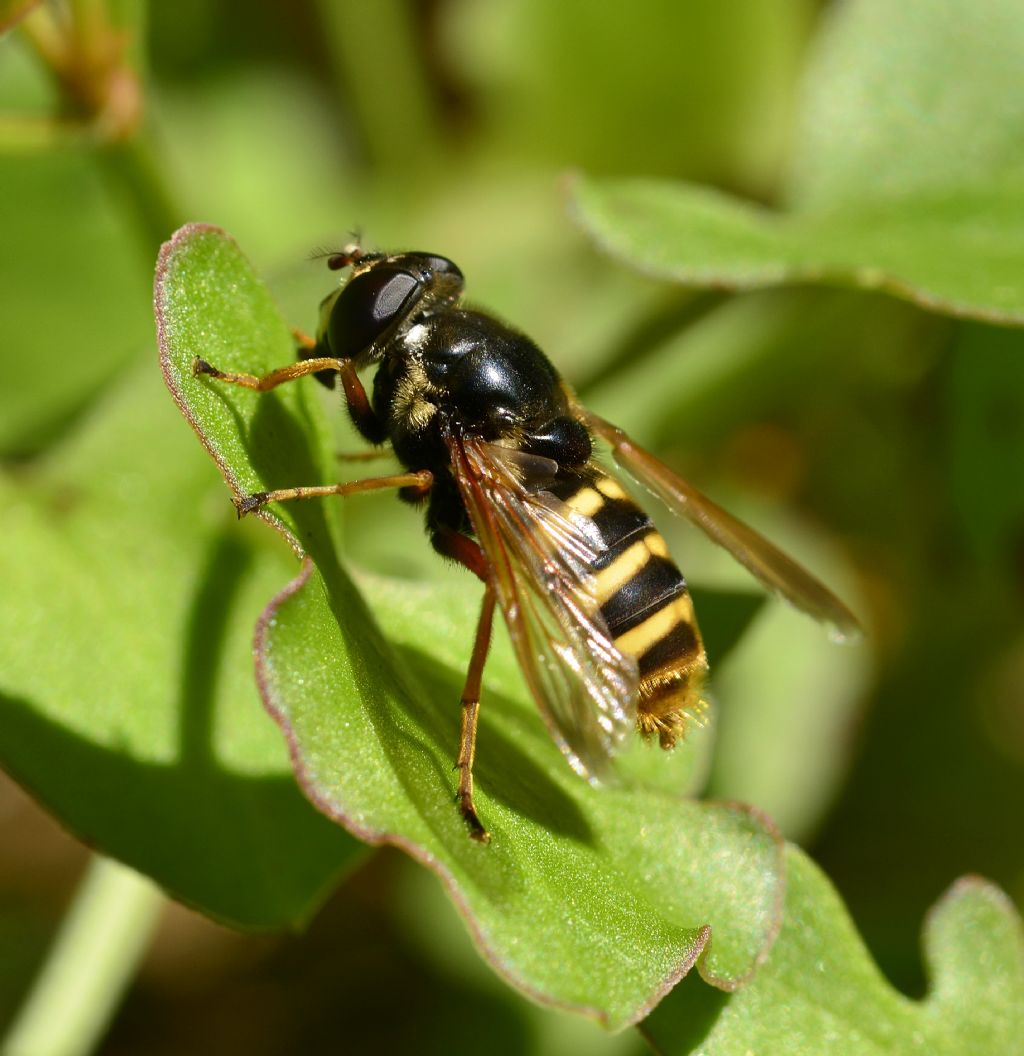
[192,357,217,377]
[456,793,490,843]
[466,815,491,843]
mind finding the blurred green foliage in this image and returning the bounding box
[1,1,1022,1053]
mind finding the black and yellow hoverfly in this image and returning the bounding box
[194,243,859,841]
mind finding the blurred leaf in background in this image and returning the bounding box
[1,0,1023,1053]
[0,39,154,453]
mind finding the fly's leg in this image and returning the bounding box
[193,355,341,391]
[194,354,387,444]
[194,351,393,514]
[336,449,396,464]
[291,326,317,350]
[456,585,496,843]
[236,470,433,517]
[433,529,494,842]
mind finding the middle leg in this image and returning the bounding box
[432,529,496,840]
[457,585,497,842]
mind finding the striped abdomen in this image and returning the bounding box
[548,467,708,747]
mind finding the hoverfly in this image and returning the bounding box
[193,242,859,842]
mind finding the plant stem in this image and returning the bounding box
[1,856,164,1056]
[0,115,89,152]
[16,0,184,252]
[17,5,69,71]
[66,0,106,53]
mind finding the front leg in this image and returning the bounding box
[336,358,389,445]
[237,470,433,517]
[193,355,341,391]
[193,351,388,444]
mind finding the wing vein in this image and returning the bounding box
[446,431,639,778]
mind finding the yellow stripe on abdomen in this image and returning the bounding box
[594,538,652,603]
[542,465,708,747]
[613,596,689,657]
[562,485,605,519]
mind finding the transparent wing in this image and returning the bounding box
[582,410,862,642]
[447,434,639,779]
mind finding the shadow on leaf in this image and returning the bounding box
[398,645,595,845]
[0,693,360,929]
[0,520,363,928]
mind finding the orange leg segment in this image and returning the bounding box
[236,470,433,517]
[457,586,496,842]
[193,355,342,391]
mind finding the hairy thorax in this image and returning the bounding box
[374,308,572,470]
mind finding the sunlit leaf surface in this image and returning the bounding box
[643,848,1024,1055]
[0,364,362,928]
[157,223,784,1028]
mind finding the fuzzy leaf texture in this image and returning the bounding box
[572,0,1024,325]
[643,848,1024,1055]
[155,223,786,1029]
[152,226,1024,1044]
[0,354,362,929]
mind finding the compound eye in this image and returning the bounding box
[423,255,463,282]
[327,267,423,361]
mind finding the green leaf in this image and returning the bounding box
[157,223,785,1027]
[572,0,1024,324]
[0,37,160,453]
[0,361,361,931]
[788,0,1024,211]
[642,847,1024,1054]
[448,0,816,190]
[706,564,866,841]
[0,150,155,453]
[947,323,1024,566]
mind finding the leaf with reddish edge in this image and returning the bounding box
[157,223,785,1028]
[641,847,1024,1055]
[0,348,362,931]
